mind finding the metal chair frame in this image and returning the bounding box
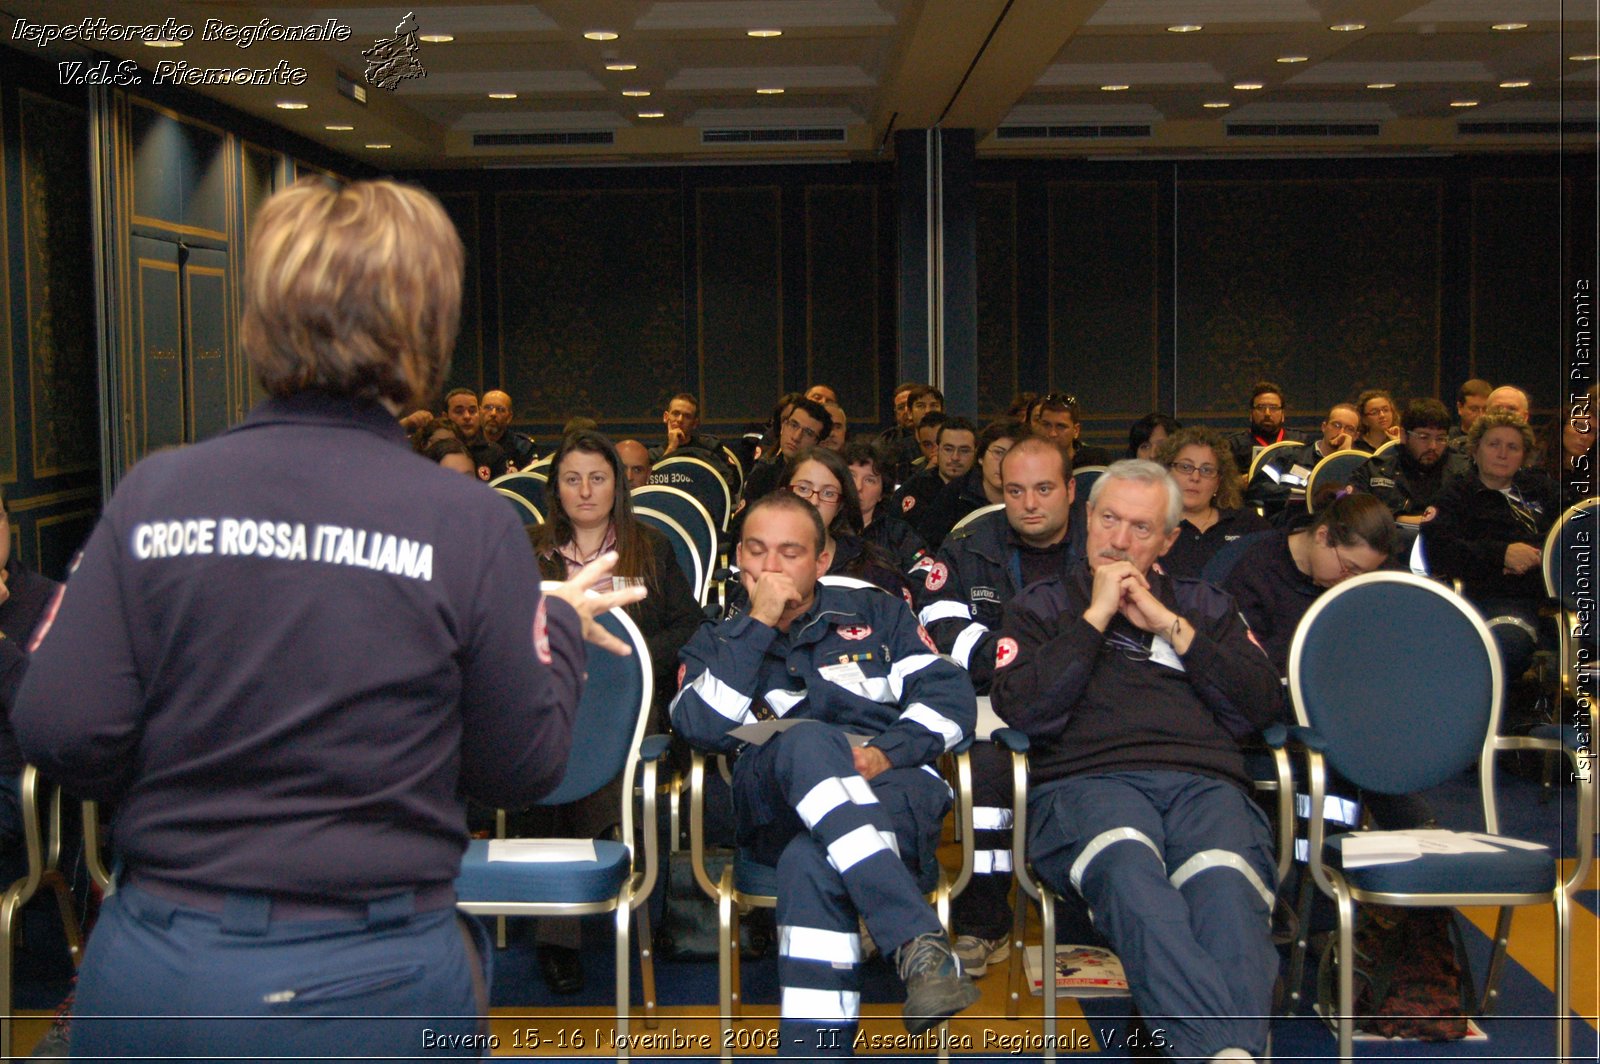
[1303,449,1373,512]
[650,455,733,533]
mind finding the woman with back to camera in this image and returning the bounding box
[1155,425,1268,580]
[12,179,641,1059]
[523,429,703,994]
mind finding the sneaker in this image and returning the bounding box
[894,932,981,1035]
[952,934,1010,977]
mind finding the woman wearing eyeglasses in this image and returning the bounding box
[1154,426,1269,580]
[777,447,909,597]
[1422,412,1559,681]
[1354,388,1404,453]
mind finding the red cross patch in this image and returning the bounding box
[924,561,949,592]
[533,599,552,665]
[995,637,1019,669]
[677,663,687,690]
[917,624,938,653]
[838,624,873,641]
[901,495,917,513]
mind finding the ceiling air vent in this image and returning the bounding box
[1227,123,1380,137]
[1457,120,1599,135]
[472,131,615,147]
[996,124,1152,139]
[701,127,847,144]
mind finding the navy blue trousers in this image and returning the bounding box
[1029,771,1278,1062]
[734,724,948,1057]
[70,884,490,1062]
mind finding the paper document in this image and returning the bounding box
[487,839,597,863]
[1339,828,1531,868]
[727,718,811,745]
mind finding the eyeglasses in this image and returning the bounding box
[1101,630,1152,662]
[1170,460,1220,480]
[790,482,842,503]
[1408,431,1449,446]
[1329,542,1371,579]
[782,417,820,443]
[939,444,975,458]
[1252,402,1284,413]
[1040,392,1079,412]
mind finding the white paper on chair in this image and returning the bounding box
[1338,834,1423,868]
[728,718,812,745]
[487,839,596,863]
[1394,829,1503,854]
[1470,832,1548,850]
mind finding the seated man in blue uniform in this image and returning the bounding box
[992,460,1282,1064]
[671,491,980,1055]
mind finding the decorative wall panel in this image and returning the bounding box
[975,182,1018,419]
[697,186,782,426]
[805,186,879,420]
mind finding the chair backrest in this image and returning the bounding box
[537,605,654,812]
[1542,497,1598,609]
[525,453,554,475]
[950,502,1004,535]
[635,508,707,604]
[1199,528,1277,584]
[631,485,718,572]
[491,471,548,514]
[495,488,542,525]
[721,446,745,494]
[649,455,732,531]
[1371,438,1401,458]
[1246,438,1307,486]
[1303,449,1371,511]
[1072,465,1107,502]
[1290,572,1500,798]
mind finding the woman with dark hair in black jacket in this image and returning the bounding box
[844,440,928,575]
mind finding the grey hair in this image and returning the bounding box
[1087,459,1183,534]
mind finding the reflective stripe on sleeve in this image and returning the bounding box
[680,672,753,724]
[918,600,972,626]
[900,703,963,750]
[949,623,989,669]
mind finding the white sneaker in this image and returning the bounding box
[951,934,1010,977]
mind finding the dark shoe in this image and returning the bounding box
[539,944,584,995]
[894,932,980,1035]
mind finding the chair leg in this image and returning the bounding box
[1005,891,1027,1020]
[1284,869,1316,1012]
[635,903,659,1030]
[494,808,508,949]
[1040,885,1057,1063]
[1478,906,1515,1016]
[1335,888,1357,1061]
[717,870,734,1061]
[1555,888,1571,1062]
[615,900,631,1061]
[43,871,81,966]
[1,890,21,1062]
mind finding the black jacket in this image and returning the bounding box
[861,512,929,576]
[1161,507,1271,581]
[1351,446,1473,518]
[0,561,60,776]
[1422,469,1560,605]
[992,565,1281,790]
[917,467,992,550]
[1220,531,1315,676]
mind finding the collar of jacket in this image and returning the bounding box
[233,391,408,444]
[789,583,873,645]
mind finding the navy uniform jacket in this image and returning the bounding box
[992,565,1281,789]
[671,581,975,771]
[1350,446,1472,518]
[0,561,60,776]
[13,392,585,903]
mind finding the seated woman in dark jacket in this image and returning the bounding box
[779,446,910,599]
[1422,412,1560,680]
[844,440,928,576]
[1155,425,1269,579]
[524,430,703,995]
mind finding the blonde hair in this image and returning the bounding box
[240,179,463,408]
[1467,411,1536,460]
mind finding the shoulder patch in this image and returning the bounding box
[917,624,938,653]
[924,560,949,591]
[995,636,1020,669]
[901,495,917,513]
[676,662,687,690]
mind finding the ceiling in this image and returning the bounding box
[4,0,1597,167]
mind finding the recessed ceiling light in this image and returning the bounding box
[1366,82,1396,89]
[487,92,518,99]
[144,39,183,48]
[276,101,308,110]
[1167,24,1202,33]
[621,89,651,97]
[1202,101,1231,109]
[756,87,785,94]
[1277,56,1308,64]
[1450,100,1479,108]
[1329,23,1365,32]
[365,143,391,149]
[1571,54,1600,61]
[747,29,783,37]
[1491,22,1527,31]
[418,34,453,43]
[637,111,665,119]
[1100,84,1130,91]
[325,124,354,131]
[1499,79,1531,88]
[1234,82,1264,91]
[584,31,619,41]
[605,62,637,71]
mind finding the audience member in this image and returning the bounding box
[821,401,848,451]
[563,416,598,436]
[1029,393,1112,467]
[1227,381,1304,471]
[780,447,908,597]
[1450,378,1493,451]
[805,384,839,406]
[1351,399,1471,523]
[1127,412,1180,461]
[877,381,922,450]
[913,436,1080,974]
[1423,413,1559,680]
[741,394,831,506]
[992,460,1282,1064]
[425,436,477,476]
[1243,403,1358,522]
[1486,385,1531,421]
[671,492,979,1050]
[887,386,945,482]
[653,393,736,486]
[615,439,653,490]
[1354,389,1402,453]
[524,430,702,994]
[894,417,976,531]
[918,419,1026,548]
[1155,427,1268,579]
[480,389,538,469]
[444,387,482,444]
[845,441,928,576]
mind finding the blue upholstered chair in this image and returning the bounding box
[1282,571,1592,1059]
[454,607,667,1054]
[490,470,548,516]
[634,508,708,607]
[493,487,542,526]
[1302,449,1371,512]
[1071,465,1106,505]
[649,454,732,532]
[633,484,720,596]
